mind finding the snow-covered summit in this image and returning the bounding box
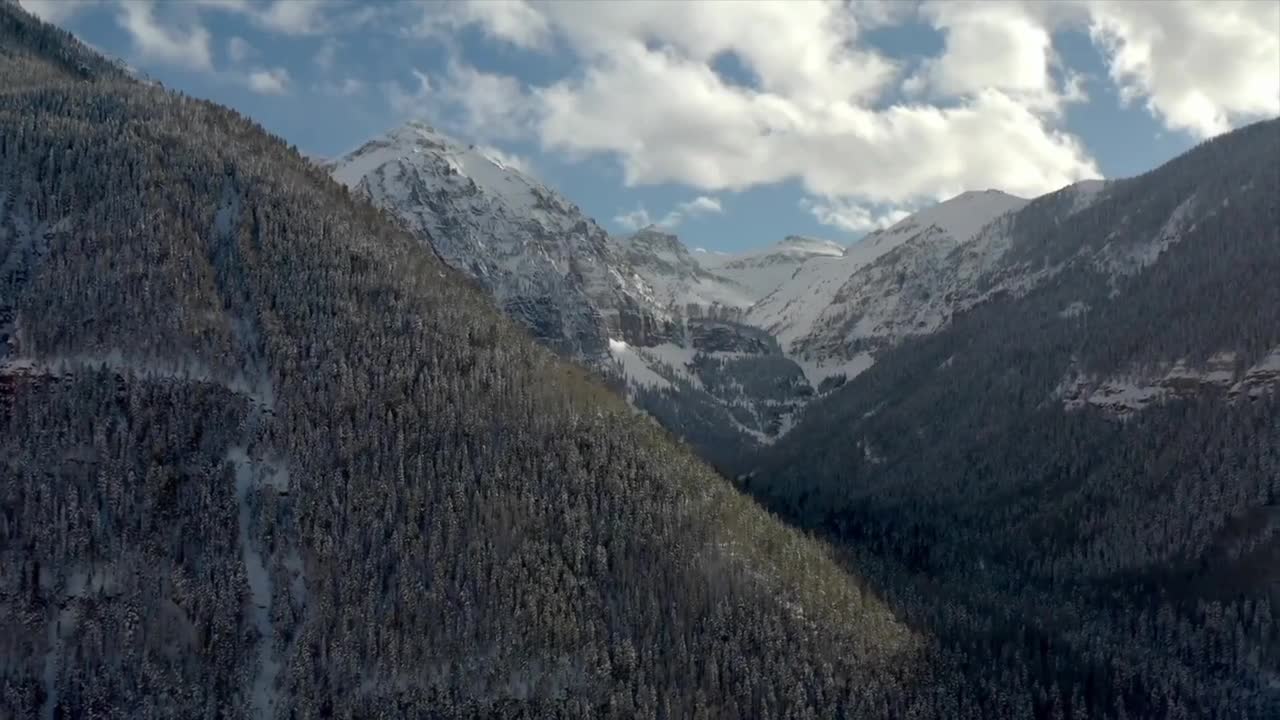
[786,182,1132,361]
[330,121,674,357]
[628,226,696,266]
[692,233,848,312]
[862,189,1028,251]
[623,227,752,316]
[332,121,571,221]
[704,234,844,269]
[748,189,1029,353]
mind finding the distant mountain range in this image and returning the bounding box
[329,124,1119,460]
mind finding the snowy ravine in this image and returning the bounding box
[40,603,78,720]
[227,446,292,719]
[5,351,294,718]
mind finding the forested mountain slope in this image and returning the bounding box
[0,7,930,718]
[748,118,1280,719]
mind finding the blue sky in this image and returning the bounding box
[28,1,1279,252]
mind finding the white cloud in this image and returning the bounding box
[438,61,536,139]
[116,0,213,71]
[430,1,1098,211]
[385,69,432,115]
[801,198,911,234]
[253,0,328,35]
[534,1,896,105]
[615,195,723,231]
[227,35,252,63]
[1083,0,1280,138]
[194,0,383,37]
[911,1,1080,113]
[676,196,722,216]
[536,44,1100,203]
[419,0,1275,218]
[614,207,653,231]
[411,0,551,51]
[658,195,723,227]
[385,61,535,141]
[246,67,290,95]
[476,145,532,174]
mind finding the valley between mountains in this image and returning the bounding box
[2,4,1278,719]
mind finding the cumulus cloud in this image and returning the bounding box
[659,195,723,227]
[426,1,1098,212]
[414,0,1275,224]
[116,0,213,71]
[613,208,653,232]
[476,145,532,174]
[910,1,1084,113]
[384,61,535,141]
[190,0,382,38]
[538,52,1100,202]
[801,198,912,234]
[253,0,327,35]
[411,0,552,51]
[246,67,290,95]
[31,0,1276,230]
[615,195,723,231]
[1083,0,1280,138]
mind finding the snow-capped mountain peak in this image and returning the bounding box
[623,227,752,316]
[332,121,575,222]
[748,189,1030,353]
[862,189,1028,252]
[683,234,849,313]
[628,226,694,265]
[330,121,676,357]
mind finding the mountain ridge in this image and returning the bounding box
[0,6,927,717]
[330,120,677,357]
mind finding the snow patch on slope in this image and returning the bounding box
[608,338,672,390]
[1097,193,1196,277]
[696,235,847,311]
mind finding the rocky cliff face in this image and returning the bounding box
[687,318,779,355]
[793,182,1113,362]
[761,190,1031,359]
[622,226,752,323]
[329,122,674,357]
